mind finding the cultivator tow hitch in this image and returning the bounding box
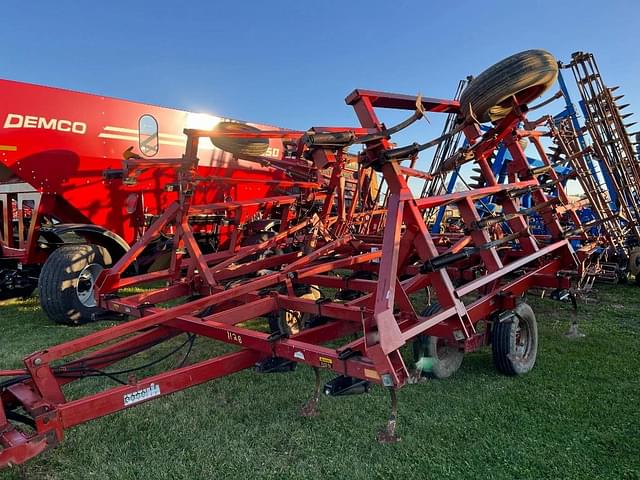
[0,49,624,467]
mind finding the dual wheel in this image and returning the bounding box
[413,302,538,378]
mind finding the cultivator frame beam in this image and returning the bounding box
[1,83,584,466]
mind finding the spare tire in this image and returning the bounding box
[459,49,558,123]
[209,122,270,157]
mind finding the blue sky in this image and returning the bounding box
[2,0,639,178]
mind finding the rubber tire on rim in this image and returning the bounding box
[412,303,464,379]
[627,247,640,284]
[491,302,538,376]
[270,288,321,336]
[459,49,558,123]
[39,245,112,325]
[209,122,269,157]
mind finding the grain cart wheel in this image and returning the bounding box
[412,303,464,379]
[209,122,270,157]
[459,49,558,123]
[491,302,538,376]
[39,245,112,325]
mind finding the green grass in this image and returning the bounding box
[0,285,639,480]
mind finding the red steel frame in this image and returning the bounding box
[0,79,323,269]
[0,88,585,467]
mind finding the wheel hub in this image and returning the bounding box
[76,263,103,308]
[514,319,532,358]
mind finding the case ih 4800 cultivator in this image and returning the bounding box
[1,49,639,467]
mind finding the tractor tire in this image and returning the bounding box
[210,122,269,157]
[491,302,538,376]
[412,303,464,379]
[459,49,558,123]
[39,244,112,325]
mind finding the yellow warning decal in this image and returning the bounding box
[319,356,333,368]
[364,368,380,380]
[0,145,17,151]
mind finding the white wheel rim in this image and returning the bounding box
[76,263,103,308]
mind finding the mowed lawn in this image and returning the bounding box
[0,284,638,480]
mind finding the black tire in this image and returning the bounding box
[459,49,558,123]
[628,248,640,285]
[209,122,269,157]
[268,285,322,336]
[412,303,464,379]
[491,302,538,376]
[39,245,112,325]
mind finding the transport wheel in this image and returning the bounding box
[459,49,558,123]
[209,122,269,157]
[39,244,112,325]
[491,302,538,375]
[412,303,464,379]
[627,247,640,285]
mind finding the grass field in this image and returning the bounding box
[0,284,638,480]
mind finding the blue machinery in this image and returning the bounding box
[429,52,640,264]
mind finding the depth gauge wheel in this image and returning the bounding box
[39,244,112,325]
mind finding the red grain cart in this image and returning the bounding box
[0,79,298,323]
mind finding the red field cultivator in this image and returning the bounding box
[0,50,619,467]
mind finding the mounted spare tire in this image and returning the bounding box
[39,245,112,325]
[209,122,270,158]
[459,49,558,123]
